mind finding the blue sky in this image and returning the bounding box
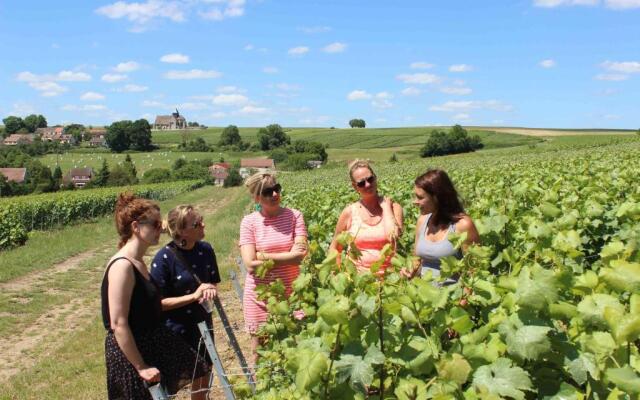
[1,0,639,128]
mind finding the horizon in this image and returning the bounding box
[1,1,639,129]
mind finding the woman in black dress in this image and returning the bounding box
[151,205,220,364]
[102,193,209,399]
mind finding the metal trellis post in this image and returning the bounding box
[197,321,236,400]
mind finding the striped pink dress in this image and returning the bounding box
[238,208,307,333]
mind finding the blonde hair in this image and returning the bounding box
[164,205,196,241]
[245,172,276,199]
[348,159,376,181]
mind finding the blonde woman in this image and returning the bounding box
[238,172,307,365]
[329,160,403,274]
[150,205,219,368]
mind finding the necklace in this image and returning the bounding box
[359,197,382,218]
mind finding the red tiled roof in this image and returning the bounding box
[0,168,27,183]
[240,158,275,168]
[211,162,231,170]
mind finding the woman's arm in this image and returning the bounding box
[160,283,216,310]
[328,206,351,265]
[381,198,403,240]
[108,260,160,382]
[456,215,481,250]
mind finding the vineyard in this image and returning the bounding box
[246,139,640,399]
[0,180,204,249]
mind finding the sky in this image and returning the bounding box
[0,0,639,129]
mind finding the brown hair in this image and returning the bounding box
[114,192,160,248]
[348,159,376,181]
[414,169,464,226]
[165,205,195,241]
[244,172,277,199]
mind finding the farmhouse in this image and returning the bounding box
[3,134,35,146]
[154,110,187,130]
[208,162,231,186]
[64,168,94,188]
[239,158,275,178]
[0,168,27,183]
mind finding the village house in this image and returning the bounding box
[3,134,35,146]
[36,127,57,141]
[89,136,107,147]
[154,110,187,130]
[239,158,275,179]
[64,168,93,188]
[208,162,231,186]
[307,160,323,169]
[0,168,27,184]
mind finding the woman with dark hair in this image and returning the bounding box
[101,193,209,399]
[410,169,479,281]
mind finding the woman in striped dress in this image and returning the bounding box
[238,172,307,365]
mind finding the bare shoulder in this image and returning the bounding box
[416,213,427,226]
[455,214,476,232]
[107,257,134,279]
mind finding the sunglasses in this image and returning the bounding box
[355,175,376,188]
[261,183,282,197]
[138,219,162,230]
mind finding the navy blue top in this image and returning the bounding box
[150,241,221,338]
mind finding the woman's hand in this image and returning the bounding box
[201,286,217,302]
[381,196,394,211]
[138,366,161,383]
[193,283,216,302]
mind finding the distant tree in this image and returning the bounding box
[286,153,316,171]
[389,153,398,163]
[123,154,138,181]
[23,115,40,133]
[219,125,242,146]
[173,158,187,170]
[349,119,366,128]
[142,168,173,184]
[65,124,85,143]
[129,119,153,151]
[52,165,63,188]
[188,121,200,127]
[107,165,138,186]
[269,148,289,164]
[105,121,131,153]
[257,124,291,150]
[180,137,211,152]
[93,159,110,187]
[172,162,209,181]
[420,125,483,157]
[291,140,328,162]
[3,116,24,134]
[223,168,243,187]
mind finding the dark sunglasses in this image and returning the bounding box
[138,219,162,230]
[355,175,376,188]
[261,183,282,197]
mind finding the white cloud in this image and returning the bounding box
[595,73,628,81]
[216,86,246,93]
[81,92,106,101]
[430,100,513,112]
[9,101,36,116]
[539,59,556,68]
[160,53,190,64]
[322,42,347,53]
[29,81,68,97]
[114,61,140,72]
[164,69,222,79]
[452,113,471,121]
[533,0,598,7]
[410,61,434,69]
[401,87,422,96]
[347,90,372,100]
[375,92,393,99]
[211,111,227,119]
[298,26,331,34]
[288,46,309,56]
[57,70,92,81]
[142,100,167,108]
[212,94,249,106]
[118,84,149,92]
[244,44,254,51]
[449,64,473,72]
[262,66,279,74]
[274,83,301,91]
[199,0,246,21]
[95,1,187,31]
[372,92,393,109]
[238,105,268,115]
[606,0,640,9]
[440,87,473,95]
[61,104,108,111]
[176,102,208,110]
[601,60,640,73]
[396,73,440,84]
[102,73,128,83]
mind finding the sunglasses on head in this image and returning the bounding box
[355,175,376,188]
[138,219,162,230]
[261,183,282,197]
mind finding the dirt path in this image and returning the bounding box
[0,188,243,385]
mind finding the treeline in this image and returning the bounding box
[2,114,47,136]
[0,147,64,196]
[420,125,483,157]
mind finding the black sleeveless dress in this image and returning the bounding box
[101,257,208,399]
